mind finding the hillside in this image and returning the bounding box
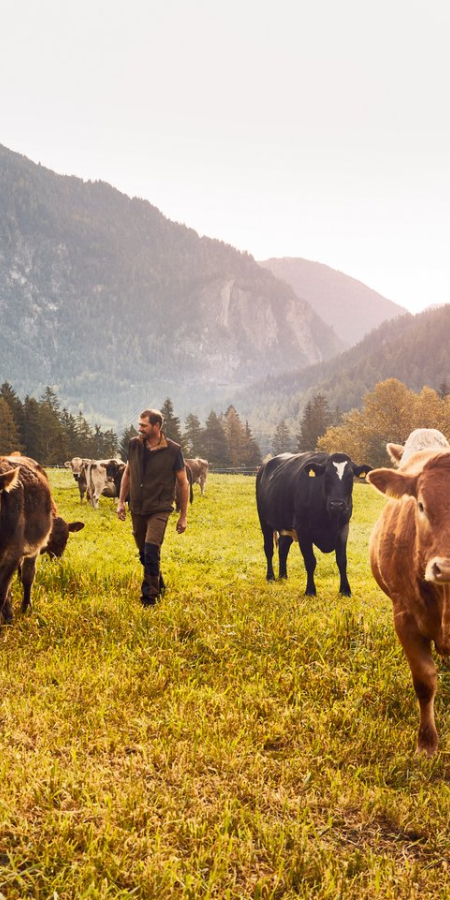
[259,257,407,346]
[0,145,343,427]
[240,304,450,448]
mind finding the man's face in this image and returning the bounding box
[138,417,158,440]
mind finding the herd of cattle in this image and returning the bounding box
[2,429,450,756]
[64,456,209,507]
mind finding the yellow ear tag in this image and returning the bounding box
[309,469,316,477]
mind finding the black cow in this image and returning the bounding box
[256,452,371,596]
[105,459,127,498]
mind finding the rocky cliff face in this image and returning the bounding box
[260,257,407,347]
[0,144,343,424]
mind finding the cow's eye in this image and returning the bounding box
[418,501,425,513]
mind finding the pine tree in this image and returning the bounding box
[22,396,42,460]
[0,382,25,448]
[297,393,331,452]
[119,425,138,461]
[272,420,292,455]
[0,398,21,454]
[241,421,261,467]
[184,413,204,457]
[160,397,183,445]
[203,411,231,467]
[223,405,246,467]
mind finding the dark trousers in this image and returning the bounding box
[131,512,170,604]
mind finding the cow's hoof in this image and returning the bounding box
[266,575,276,582]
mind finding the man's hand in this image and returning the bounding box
[116,499,127,521]
[176,514,187,534]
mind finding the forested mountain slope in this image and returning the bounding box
[241,305,450,444]
[259,257,407,346]
[0,144,342,426]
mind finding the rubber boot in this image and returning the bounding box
[140,542,162,607]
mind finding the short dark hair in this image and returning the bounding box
[140,408,163,427]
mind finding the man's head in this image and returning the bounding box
[138,409,164,442]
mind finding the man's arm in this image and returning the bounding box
[116,463,130,521]
[175,467,189,533]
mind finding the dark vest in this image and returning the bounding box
[127,434,180,515]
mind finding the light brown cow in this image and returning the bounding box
[368,449,450,755]
[185,458,209,495]
[64,457,91,502]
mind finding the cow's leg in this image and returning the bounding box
[200,478,206,496]
[298,537,317,596]
[278,534,293,579]
[335,527,351,596]
[19,556,38,613]
[395,611,438,755]
[0,560,18,623]
[260,521,275,580]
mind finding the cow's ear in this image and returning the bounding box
[0,468,20,492]
[368,468,416,499]
[304,463,325,477]
[352,464,372,478]
[64,461,71,468]
[386,443,404,465]
[68,521,85,532]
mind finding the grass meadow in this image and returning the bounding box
[2,472,450,899]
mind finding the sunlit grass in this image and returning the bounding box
[2,474,450,898]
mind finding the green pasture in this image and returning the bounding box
[2,473,450,899]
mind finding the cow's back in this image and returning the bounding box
[256,452,321,528]
[0,459,53,557]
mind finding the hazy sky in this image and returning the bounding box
[1,0,449,313]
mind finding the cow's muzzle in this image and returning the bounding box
[425,558,450,583]
[328,500,348,514]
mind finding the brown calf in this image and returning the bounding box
[0,457,84,621]
[369,449,450,755]
[0,458,53,621]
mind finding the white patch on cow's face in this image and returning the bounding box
[333,461,348,480]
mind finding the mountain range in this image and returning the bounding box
[0,142,437,437]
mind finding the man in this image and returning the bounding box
[117,408,189,606]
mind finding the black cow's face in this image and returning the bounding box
[323,458,355,519]
[305,457,354,520]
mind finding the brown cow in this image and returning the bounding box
[0,458,53,622]
[185,458,208,495]
[0,457,84,623]
[5,456,84,559]
[368,448,450,755]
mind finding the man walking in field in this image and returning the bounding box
[117,408,189,606]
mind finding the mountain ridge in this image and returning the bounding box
[259,256,407,346]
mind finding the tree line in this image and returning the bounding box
[318,378,450,466]
[4,377,443,470]
[0,384,262,468]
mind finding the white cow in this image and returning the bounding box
[387,428,449,469]
[85,459,123,508]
